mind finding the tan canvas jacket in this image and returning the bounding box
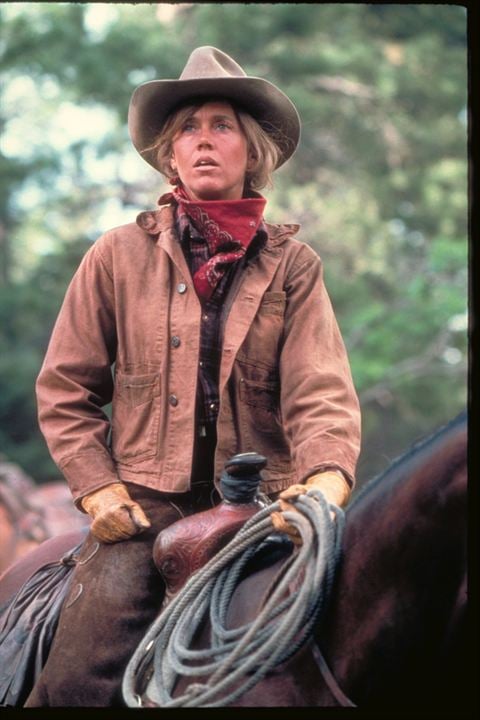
[36,202,361,508]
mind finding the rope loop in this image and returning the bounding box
[122,489,345,707]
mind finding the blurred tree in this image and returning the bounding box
[0,240,91,478]
[0,3,468,486]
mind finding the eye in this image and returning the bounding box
[215,120,233,131]
[180,121,196,133]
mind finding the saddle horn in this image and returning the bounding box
[152,452,267,601]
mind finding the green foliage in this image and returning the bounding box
[0,239,91,478]
[0,3,468,487]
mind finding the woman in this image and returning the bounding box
[26,47,361,706]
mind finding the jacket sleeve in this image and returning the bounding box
[279,245,361,487]
[36,237,119,507]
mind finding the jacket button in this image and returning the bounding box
[171,336,181,348]
[177,283,187,294]
[169,394,178,407]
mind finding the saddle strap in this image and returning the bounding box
[310,642,357,707]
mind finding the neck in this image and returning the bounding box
[174,184,259,204]
[318,419,467,706]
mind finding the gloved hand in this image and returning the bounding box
[271,471,350,545]
[81,482,151,543]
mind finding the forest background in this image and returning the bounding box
[0,2,469,492]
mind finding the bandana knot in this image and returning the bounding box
[171,186,266,300]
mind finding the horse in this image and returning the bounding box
[128,410,469,711]
[0,412,469,711]
[0,461,90,576]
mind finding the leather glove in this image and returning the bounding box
[271,471,350,545]
[81,482,151,543]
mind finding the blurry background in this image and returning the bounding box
[0,2,468,492]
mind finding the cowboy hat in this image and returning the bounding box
[128,46,301,171]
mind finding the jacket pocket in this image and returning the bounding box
[237,291,286,368]
[259,291,286,316]
[111,372,160,461]
[238,377,292,472]
[239,378,280,432]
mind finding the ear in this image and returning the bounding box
[246,154,256,171]
[171,157,177,171]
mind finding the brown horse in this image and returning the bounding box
[0,462,90,576]
[0,412,469,710]
[125,411,469,711]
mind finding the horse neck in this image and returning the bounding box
[319,417,467,705]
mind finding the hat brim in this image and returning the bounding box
[128,76,300,171]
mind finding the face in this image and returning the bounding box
[170,101,251,201]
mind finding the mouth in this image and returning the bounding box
[194,157,219,169]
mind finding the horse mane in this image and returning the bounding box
[348,409,467,511]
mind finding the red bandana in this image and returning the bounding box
[171,186,266,300]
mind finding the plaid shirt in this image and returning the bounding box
[176,208,266,427]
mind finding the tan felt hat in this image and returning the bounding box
[128,46,301,170]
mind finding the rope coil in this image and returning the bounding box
[122,489,345,707]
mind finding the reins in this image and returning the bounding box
[122,489,351,707]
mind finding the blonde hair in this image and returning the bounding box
[146,99,282,192]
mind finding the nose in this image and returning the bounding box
[197,124,214,148]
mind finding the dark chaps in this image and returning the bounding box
[24,485,213,706]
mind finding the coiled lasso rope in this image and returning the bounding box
[122,489,345,708]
